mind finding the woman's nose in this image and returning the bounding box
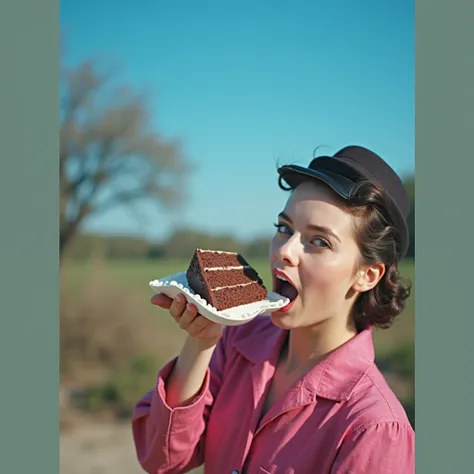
[277,234,300,266]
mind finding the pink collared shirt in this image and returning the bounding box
[132,316,415,474]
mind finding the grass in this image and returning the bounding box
[61,257,414,426]
[65,257,414,356]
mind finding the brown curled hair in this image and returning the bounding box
[279,177,411,332]
[345,180,411,332]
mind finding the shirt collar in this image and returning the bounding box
[313,327,375,401]
[233,319,375,402]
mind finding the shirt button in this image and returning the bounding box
[231,471,239,474]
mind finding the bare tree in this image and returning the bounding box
[60,59,192,259]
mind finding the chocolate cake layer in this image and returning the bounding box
[186,249,267,311]
[197,250,247,268]
[186,252,213,304]
[204,268,263,289]
[210,283,268,311]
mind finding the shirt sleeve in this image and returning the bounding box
[330,421,415,474]
[131,328,231,474]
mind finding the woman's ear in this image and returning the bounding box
[352,263,385,293]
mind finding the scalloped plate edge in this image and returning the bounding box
[149,272,290,326]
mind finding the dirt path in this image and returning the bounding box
[60,421,203,474]
[60,422,144,474]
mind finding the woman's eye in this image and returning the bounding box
[274,223,291,234]
[311,237,330,249]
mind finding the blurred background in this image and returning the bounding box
[59,1,414,473]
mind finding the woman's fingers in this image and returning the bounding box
[187,315,211,337]
[178,303,199,330]
[150,292,224,345]
[169,294,187,320]
[172,300,213,337]
[150,293,173,309]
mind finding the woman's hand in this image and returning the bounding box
[151,293,224,347]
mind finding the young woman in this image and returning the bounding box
[132,146,415,474]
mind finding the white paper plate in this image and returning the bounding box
[149,272,290,326]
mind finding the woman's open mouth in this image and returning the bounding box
[273,270,299,312]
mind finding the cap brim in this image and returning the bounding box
[277,163,410,258]
[277,164,355,199]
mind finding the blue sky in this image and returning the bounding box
[61,0,414,243]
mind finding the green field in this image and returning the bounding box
[61,257,414,426]
[65,257,414,357]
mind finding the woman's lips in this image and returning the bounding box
[278,298,297,313]
[273,268,297,288]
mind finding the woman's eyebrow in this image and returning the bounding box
[278,211,341,243]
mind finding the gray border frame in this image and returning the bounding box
[416,0,473,472]
[0,1,59,473]
[4,0,474,471]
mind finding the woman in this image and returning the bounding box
[132,145,415,473]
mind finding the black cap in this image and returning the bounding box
[277,145,410,258]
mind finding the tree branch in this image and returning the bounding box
[59,58,192,259]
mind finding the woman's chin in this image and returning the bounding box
[270,304,299,329]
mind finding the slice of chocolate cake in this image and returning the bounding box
[186,249,268,311]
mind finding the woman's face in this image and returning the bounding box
[269,180,370,330]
